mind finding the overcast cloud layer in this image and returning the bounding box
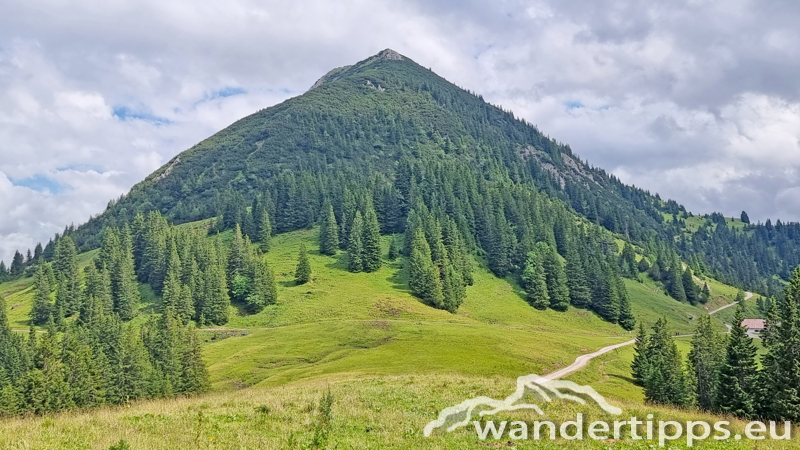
[1,0,800,262]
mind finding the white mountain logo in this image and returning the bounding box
[423,374,622,437]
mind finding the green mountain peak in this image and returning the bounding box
[309,48,408,90]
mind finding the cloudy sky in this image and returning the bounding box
[1,0,799,262]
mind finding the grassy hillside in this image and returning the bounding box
[624,278,724,335]
[1,226,746,388]
[202,228,630,389]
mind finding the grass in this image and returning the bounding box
[624,278,723,334]
[205,228,630,390]
[0,373,793,449]
[665,214,749,233]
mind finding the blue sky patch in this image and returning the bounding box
[113,106,172,125]
[564,100,584,110]
[197,86,248,104]
[11,174,64,194]
[214,86,246,98]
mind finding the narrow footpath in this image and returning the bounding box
[545,291,754,380]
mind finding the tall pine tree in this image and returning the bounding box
[319,204,339,256]
[521,251,549,310]
[258,210,272,253]
[716,306,759,418]
[408,228,443,308]
[347,212,364,273]
[361,206,383,273]
[760,266,800,421]
[295,243,311,285]
[31,264,52,326]
[688,314,723,411]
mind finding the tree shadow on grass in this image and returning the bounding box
[323,252,349,271]
[609,373,637,385]
[386,259,410,293]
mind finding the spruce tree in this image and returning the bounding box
[565,239,591,308]
[161,249,182,312]
[227,224,245,281]
[536,242,569,311]
[113,226,140,320]
[340,187,357,249]
[647,260,661,282]
[53,236,80,316]
[295,243,311,285]
[688,314,724,411]
[617,283,636,331]
[521,251,549,310]
[700,283,711,303]
[0,384,19,416]
[258,210,272,253]
[178,329,209,394]
[61,327,105,407]
[25,326,70,413]
[760,266,800,421]
[141,211,168,292]
[716,306,759,418]
[666,264,686,302]
[643,318,691,407]
[248,258,277,313]
[347,212,364,273]
[319,205,339,256]
[361,206,382,272]
[442,219,473,286]
[403,206,424,256]
[176,284,195,325]
[486,208,513,277]
[83,264,113,318]
[242,209,256,240]
[98,227,121,272]
[620,242,637,278]
[117,324,156,401]
[593,262,621,323]
[682,267,697,304]
[441,259,465,313]
[143,307,181,395]
[31,265,52,326]
[9,251,23,276]
[202,245,230,326]
[631,322,649,386]
[408,228,443,308]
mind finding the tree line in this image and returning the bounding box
[4,209,290,417]
[0,268,206,416]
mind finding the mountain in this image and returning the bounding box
[32,48,783,299]
[71,49,659,235]
[3,48,796,300]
